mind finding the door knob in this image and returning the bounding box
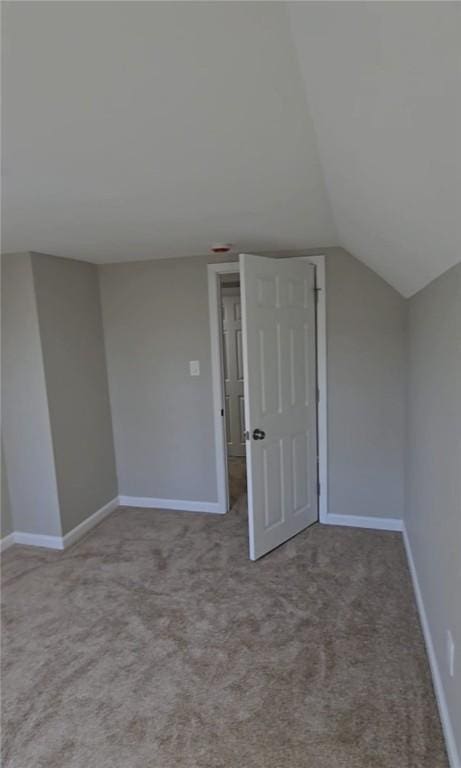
[252,428,266,440]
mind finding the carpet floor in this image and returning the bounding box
[1,500,447,768]
[228,457,247,507]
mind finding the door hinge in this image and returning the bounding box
[317,480,321,496]
[220,408,224,417]
[314,286,321,304]
[316,386,320,403]
[244,430,250,441]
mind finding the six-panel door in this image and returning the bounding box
[240,254,318,560]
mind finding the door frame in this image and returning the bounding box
[207,254,328,523]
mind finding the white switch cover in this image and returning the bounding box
[189,360,200,376]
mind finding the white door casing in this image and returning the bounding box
[240,254,318,560]
[221,289,245,457]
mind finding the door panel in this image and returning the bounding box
[292,431,309,512]
[240,254,317,560]
[263,439,283,529]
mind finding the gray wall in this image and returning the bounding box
[1,254,62,536]
[100,256,218,502]
[1,440,13,537]
[326,250,406,519]
[31,253,118,535]
[100,248,406,519]
[405,262,461,756]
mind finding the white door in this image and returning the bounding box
[221,289,245,457]
[240,254,318,560]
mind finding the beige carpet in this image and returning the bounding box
[1,501,447,768]
[228,456,247,507]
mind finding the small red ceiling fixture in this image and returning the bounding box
[211,243,233,253]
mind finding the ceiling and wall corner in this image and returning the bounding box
[1,2,460,297]
[288,1,461,297]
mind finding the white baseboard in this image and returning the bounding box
[323,513,403,531]
[0,532,16,552]
[8,494,222,550]
[6,496,120,552]
[118,495,224,514]
[62,496,119,548]
[403,526,460,768]
[13,531,65,549]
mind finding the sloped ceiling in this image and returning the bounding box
[1,2,335,264]
[288,1,461,296]
[2,2,460,296]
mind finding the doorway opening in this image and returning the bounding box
[219,275,247,512]
[208,255,328,559]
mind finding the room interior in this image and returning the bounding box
[1,2,460,767]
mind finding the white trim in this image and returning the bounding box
[5,495,223,550]
[0,532,15,552]
[119,495,224,514]
[207,255,328,521]
[13,531,64,550]
[301,255,328,524]
[62,496,119,548]
[403,526,460,768]
[323,513,403,531]
[8,496,120,551]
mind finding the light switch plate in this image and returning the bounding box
[189,360,200,376]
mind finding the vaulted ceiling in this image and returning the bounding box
[288,2,461,296]
[2,2,460,296]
